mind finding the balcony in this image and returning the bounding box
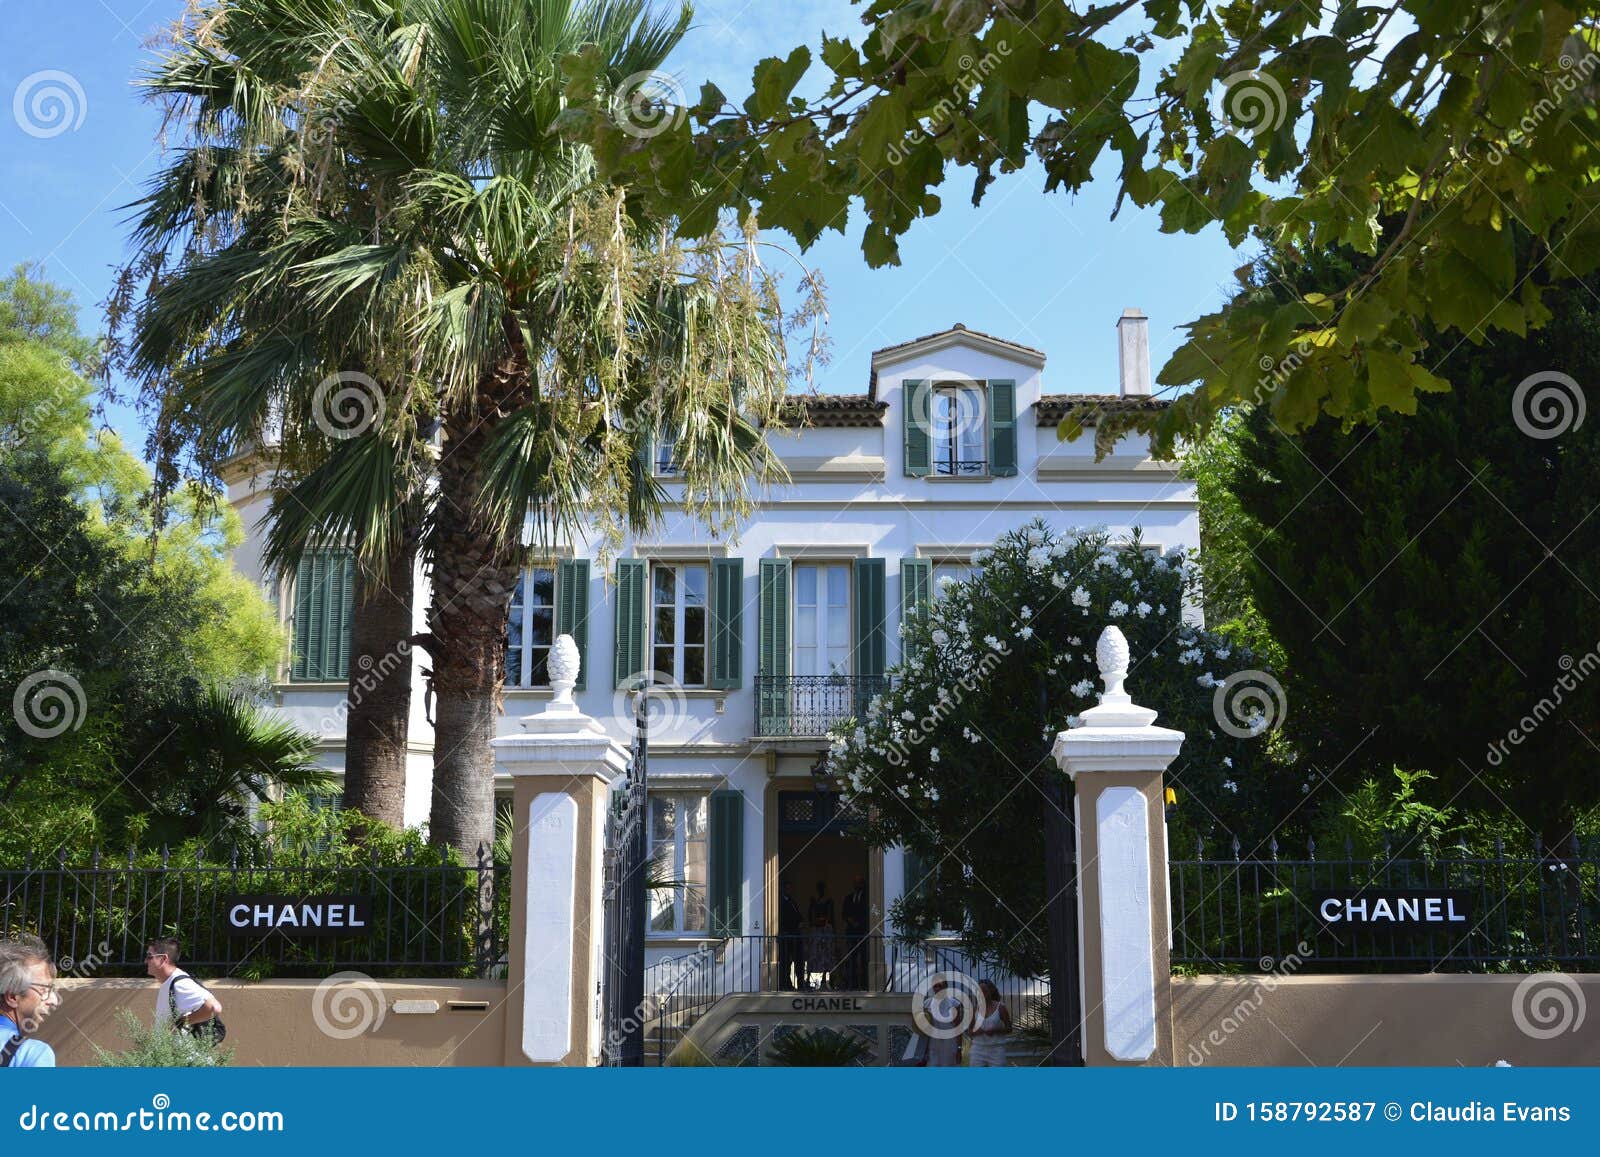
[754,674,891,739]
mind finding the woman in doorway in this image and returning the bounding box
[806,880,836,989]
[966,979,1012,1067]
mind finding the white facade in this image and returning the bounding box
[225,317,1198,966]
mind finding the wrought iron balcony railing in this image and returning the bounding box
[754,674,891,738]
[933,457,988,476]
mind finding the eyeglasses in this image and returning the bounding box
[27,983,56,997]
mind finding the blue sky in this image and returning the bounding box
[1,0,1246,451]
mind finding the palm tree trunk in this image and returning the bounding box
[426,344,531,858]
[342,545,416,828]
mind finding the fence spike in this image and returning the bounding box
[1569,833,1582,861]
[1344,836,1353,860]
[23,851,31,872]
[1533,833,1544,857]
[477,841,490,870]
[126,846,136,868]
[405,844,415,864]
[264,843,273,867]
[1268,835,1279,861]
[301,845,309,865]
[56,846,67,866]
[230,845,239,870]
[1196,837,1205,860]
[160,845,170,867]
[1307,836,1316,862]
[91,846,101,870]
[1230,835,1241,860]
[1382,838,1391,861]
[196,845,204,867]
[370,845,380,868]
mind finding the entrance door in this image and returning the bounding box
[775,790,875,992]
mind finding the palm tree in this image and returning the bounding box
[124,0,813,858]
[117,0,431,829]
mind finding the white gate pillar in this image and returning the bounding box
[1052,626,1185,1066]
[492,635,628,1066]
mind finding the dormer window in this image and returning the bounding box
[932,383,987,476]
[903,378,1017,479]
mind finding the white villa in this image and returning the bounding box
[222,310,1196,969]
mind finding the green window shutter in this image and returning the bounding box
[988,379,1017,477]
[709,790,744,936]
[852,557,887,679]
[709,557,743,690]
[757,558,790,734]
[902,379,931,476]
[900,558,932,619]
[903,848,928,907]
[556,558,591,691]
[292,550,353,682]
[613,558,647,690]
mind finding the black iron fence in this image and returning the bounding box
[0,846,510,979]
[642,934,1047,1064]
[755,674,891,737]
[1171,836,1600,972]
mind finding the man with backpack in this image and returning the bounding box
[1,934,61,1067]
[144,937,225,1042]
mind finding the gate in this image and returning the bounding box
[600,687,649,1065]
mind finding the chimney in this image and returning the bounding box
[1116,308,1151,396]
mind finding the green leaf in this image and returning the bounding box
[747,46,812,119]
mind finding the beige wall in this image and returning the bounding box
[38,978,507,1067]
[1173,973,1600,1067]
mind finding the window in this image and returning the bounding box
[651,563,708,686]
[648,793,708,934]
[506,566,557,686]
[654,427,680,476]
[932,383,986,476]
[932,560,976,597]
[793,564,850,676]
[291,549,355,682]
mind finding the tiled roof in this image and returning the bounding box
[1034,394,1171,426]
[871,322,1046,362]
[772,395,888,428]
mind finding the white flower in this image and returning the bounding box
[1069,636,1082,646]
[1119,567,1133,579]
[929,747,941,763]
[1093,554,1117,569]
[1020,605,1032,619]
[928,787,940,801]
[1027,546,1050,570]
[1223,757,1234,767]
[902,709,915,722]
[972,548,991,564]
[898,784,911,797]
[1196,672,1218,689]
[1066,714,1082,728]
[1109,600,1128,618]
[1025,526,1045,546]
[931,628,949,647]
[1019,625,1035,640]
[1222,779,1238,793]
[1215,646,1231,660]
[1050,573,1068,589]
[937,574,956,591]
[1135,601,1152,617]
[1071,586,1091,608]
[984,634,1003,650]
[1070,678,1095,697]
[1156,605,1167,616]
[1179,647,1204,665]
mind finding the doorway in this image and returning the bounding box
[775,790,874,991]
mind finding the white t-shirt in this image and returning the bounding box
[156,972,208,1026]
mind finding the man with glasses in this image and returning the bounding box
[1,934,61,1068]
[144,938,223,1037]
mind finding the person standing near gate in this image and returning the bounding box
[841,875,870,989]
[0,935,61,1067]
[778,880,805,990]
[144,938,224,1038]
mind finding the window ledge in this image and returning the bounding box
[277,682,348,692]
[647,934,720,946]
[503,687,556,697]
[923,472,994,483]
